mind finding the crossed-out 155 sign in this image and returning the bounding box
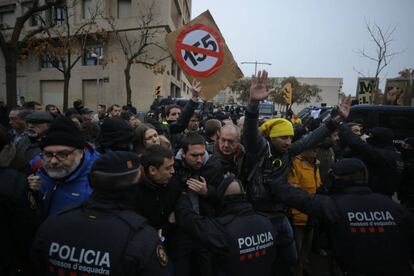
[176,24,225,77]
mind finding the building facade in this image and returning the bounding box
[212,77,342,113]
[0,0,192,111]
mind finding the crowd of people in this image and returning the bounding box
[1,70,414,276]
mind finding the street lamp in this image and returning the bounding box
[241,61,272,75]
[90,52,104,107]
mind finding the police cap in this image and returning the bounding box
[90,151,141,191]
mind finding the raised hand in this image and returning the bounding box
[336,94,352,121]
[249,70,270,105]
[191,79,202,101]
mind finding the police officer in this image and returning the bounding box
[175,175,277,276]
[326,158,414,276]
[31,151,168,276]
[338,125,404,196]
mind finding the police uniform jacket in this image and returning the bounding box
[338,125,404,196]
[31,193,168,276]
[176,193,277,276]
[328,185,414,275]
[0,167,36,275]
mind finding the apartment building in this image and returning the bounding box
[0,0,192,111]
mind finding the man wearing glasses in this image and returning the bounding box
[28,116,100,220]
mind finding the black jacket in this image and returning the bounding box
[398,149,414,208]
[243,104,338,217]
[174,151,224,217]
[168,100,198,152]
[213,145,246,177]
[134,175,181,233]
[0,167,36,276]
[10,135,42,173]
[327,186,414,276]
[338,125,404,196]
[31,193,168,276]
[176,194,277,276]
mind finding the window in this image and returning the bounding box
[170,83,181,97]
[177,67,181,81]
[82,0,93,19]
[54,6,66,25]
[41,53,65,69]
[170,0,180,28]
[171,59,177,77]
[83,46,104,66]
[46,4,66,25]
[118,0,131,18]
[0,4,15,29]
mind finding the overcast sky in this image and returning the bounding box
[191,0,414,95]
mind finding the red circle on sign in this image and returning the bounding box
[175,24,225,78]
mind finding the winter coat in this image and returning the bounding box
[29,146,100,219]
[0,167,37,276]
[134,175,182,233]
[175,194,277,276]
[174,149,224,217]
[242,104,338,217]
[327,185,414,275]
[288,156,321,225]
[31,193,168,276]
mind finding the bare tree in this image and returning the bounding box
[105,1,169,104]
[26,0,106,110]
[355,19,402,81]
[0,0,64,108]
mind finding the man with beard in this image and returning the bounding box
[27,116,100,220]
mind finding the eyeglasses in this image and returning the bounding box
[170,112,181,116]
[41,148,77,161]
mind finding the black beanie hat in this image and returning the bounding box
[216,174,245,200]
[331,158,368,186]
[99,117,135,147]
[331,158,366,176]
[41,116,85,149]
[90,151,141,191]
[25,112,54,124]
[366,127,394,148]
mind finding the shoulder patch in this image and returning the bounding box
[156,244,168,267]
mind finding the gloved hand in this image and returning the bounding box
[311,194,341,223]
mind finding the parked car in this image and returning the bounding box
[298,106,334,123]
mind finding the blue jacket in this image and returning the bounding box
[30,146,100,218]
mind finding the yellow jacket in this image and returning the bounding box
[288,155,321,226]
